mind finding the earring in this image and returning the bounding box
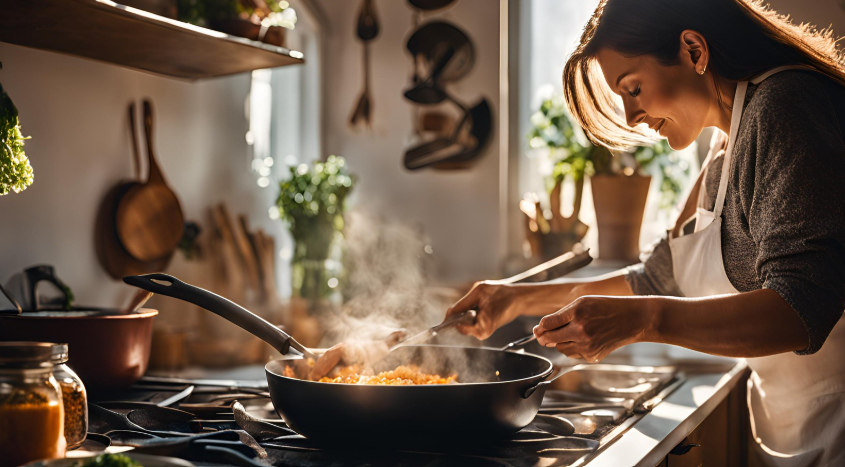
[699,65,707,75]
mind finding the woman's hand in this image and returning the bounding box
[444,282,532,340]
[534,295,656,363]
[444,273,635,341]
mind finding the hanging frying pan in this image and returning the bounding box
[407,0,458,12]
[404,97,492,170]
[406,21,475,86]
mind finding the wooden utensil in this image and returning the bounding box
[95,102,173,279]
[121,288,153,315]
[116,99,184,262]
[231,211,261,293]
[349,0,379,128]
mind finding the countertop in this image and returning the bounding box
[587,345,748,466]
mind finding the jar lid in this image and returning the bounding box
[0,342,68,368]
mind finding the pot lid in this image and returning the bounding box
[0,342,67,368]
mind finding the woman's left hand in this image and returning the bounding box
[533,296,656,363]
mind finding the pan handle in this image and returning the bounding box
[523,367,570,399]
[123,273,316,359]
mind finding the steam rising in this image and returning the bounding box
[316,209,493,381]
[323,209,449,343]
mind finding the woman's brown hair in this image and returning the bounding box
[564,0,845,150]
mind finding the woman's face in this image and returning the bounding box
[596,47,715,150]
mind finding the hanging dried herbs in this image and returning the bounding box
[0,64,33,196]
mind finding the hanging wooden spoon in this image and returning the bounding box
[349,0,380,128]
[116,100,184,262]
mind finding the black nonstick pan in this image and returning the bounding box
[123,274,570,447]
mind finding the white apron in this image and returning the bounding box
[668,66,845,467]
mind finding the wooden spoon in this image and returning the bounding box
[116,100,184,262]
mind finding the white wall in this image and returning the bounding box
[0,0,504,314]
[315,0,503,284]
[0,43,285,309]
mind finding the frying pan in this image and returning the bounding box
[407,0,456,10]
[405,21,474,85]
[404,97,492,170]
[123,274,572,446]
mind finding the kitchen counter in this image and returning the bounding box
[586,345,748,466]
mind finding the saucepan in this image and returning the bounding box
[0,265,157,390]
[123,273,578,446]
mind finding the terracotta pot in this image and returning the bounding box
[261,25,287,48]
[590,174,652,263]
[0,309,157,390]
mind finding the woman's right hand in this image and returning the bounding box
[443,272,634,341]
[444,281,532,340]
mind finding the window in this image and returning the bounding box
[516,0,699,260]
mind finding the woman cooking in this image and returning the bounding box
[445,0,845,465]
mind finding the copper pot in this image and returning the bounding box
[1,266,157,390]
[0,308,157,390]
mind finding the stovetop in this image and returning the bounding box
[82,364,682,467]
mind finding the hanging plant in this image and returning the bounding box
[0,63,33,196]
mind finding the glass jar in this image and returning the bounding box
[0,342,67,467]
[52,344,87,450]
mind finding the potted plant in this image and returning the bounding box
[275,156,354,304]
[177,0,296,47]
[528,95,687,262]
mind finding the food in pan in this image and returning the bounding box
[284,363,457,385]
[319,365,457,385]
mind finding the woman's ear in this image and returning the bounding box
[679,30,709,75]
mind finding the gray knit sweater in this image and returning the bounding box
[626,70,845,355]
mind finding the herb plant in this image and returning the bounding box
[177,0,296,29]
[276,155,354,261]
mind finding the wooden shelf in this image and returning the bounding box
[0,0,304,81]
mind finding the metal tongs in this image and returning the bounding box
[390,310,478,350]
[390,249,593,350]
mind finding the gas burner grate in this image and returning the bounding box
[85,365,680,467]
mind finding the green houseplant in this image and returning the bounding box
[276,156,354,302]
[528,94,687,261]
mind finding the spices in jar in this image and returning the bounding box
[53,356,87,449]
[0,342,66,467]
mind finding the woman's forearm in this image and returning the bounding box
[648,289,809,357]
[517,271,634,317]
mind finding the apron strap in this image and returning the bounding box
[713,65,812,218]
[750,64,814,85]
[712,81,747,218]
